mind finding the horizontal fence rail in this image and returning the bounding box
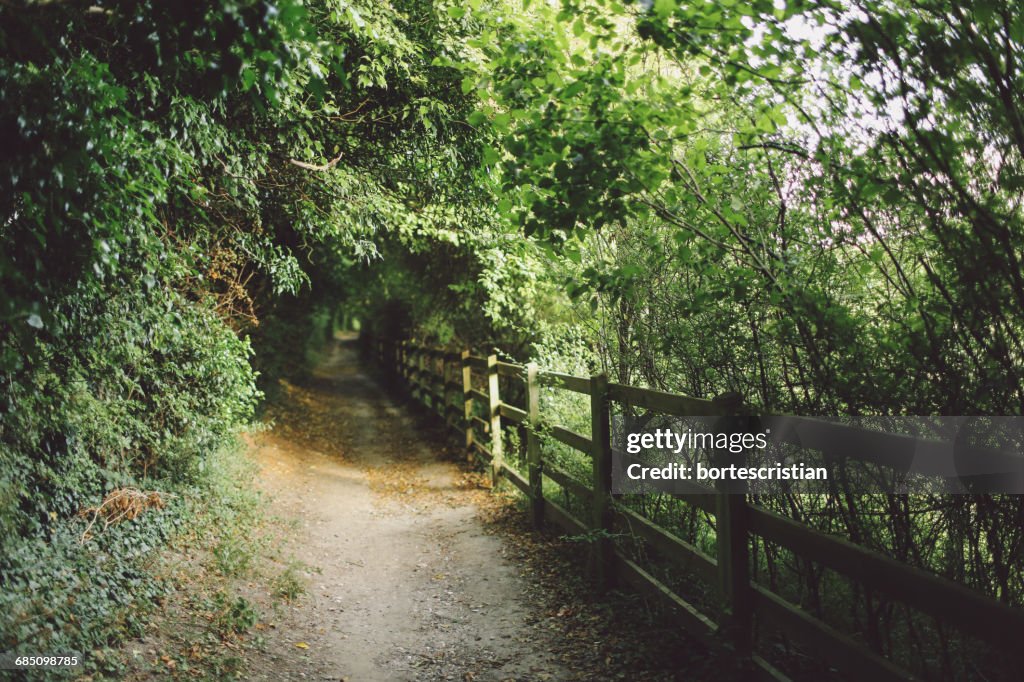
[364,335,1024,681]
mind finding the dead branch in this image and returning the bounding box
[288,153,343,172]
[78,488,170,544]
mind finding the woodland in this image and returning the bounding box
[1,0,1023,680]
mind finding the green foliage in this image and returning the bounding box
[352,2,1024,679]
[250,295,338,397]
[1,425,264,675]
[4,0,1024,679]
[0,0,501,665]
[0,438,265,679]
[450,0,1024,415]
[271,561,308,602]
[0,504,179,666]
[1,288,258,539]
[213,533,256,578]
[210,592,260,635]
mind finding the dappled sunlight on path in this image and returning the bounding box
[246,336,572,681]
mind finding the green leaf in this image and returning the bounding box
[654,0,676,19]
[482,147,500,165]
[493,112,512,132]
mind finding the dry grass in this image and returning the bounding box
[78,487,168,543]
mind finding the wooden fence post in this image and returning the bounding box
[461,350,474,461]
[714,394,752,657]
[487,354,503,486]
[589,372,614,589]
[526,362,543,528]
[716,493,752,655]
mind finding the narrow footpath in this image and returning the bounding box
[246,335,573,681]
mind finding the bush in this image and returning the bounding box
[0,286,259,543]
[0,284,260,673]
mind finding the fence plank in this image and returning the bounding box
[496,361,524,378]
[498,402,527,423]
[752,585,911,682]
[747,504,1024,647]
[614,553,719,646]
[608,382,730,417]
[538,371,592,394]
[764,415,1024,477]
[547,424,592,455]
[610,503,718,586]
[669,492,718,515]
[472,440,492,463]
[501,462,531,496]
[544,464,592,501]
[543,498,587,534]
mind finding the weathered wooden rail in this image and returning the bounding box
[364,336,1024,681]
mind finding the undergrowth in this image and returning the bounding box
[0,437,270,680]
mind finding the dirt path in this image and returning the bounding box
[247,336,571,681]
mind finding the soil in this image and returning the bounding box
[246,336,575,681]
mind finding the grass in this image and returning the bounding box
[104,436,311,680]
[271,561,308,602]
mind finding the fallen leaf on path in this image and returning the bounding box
[294,642,309,649]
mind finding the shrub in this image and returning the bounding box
[0,286,259,544]
[0,284,260,672]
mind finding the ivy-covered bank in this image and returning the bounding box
[0,286,258,674]
[0,0,491,674]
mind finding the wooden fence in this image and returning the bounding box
[365,336,1024,681]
